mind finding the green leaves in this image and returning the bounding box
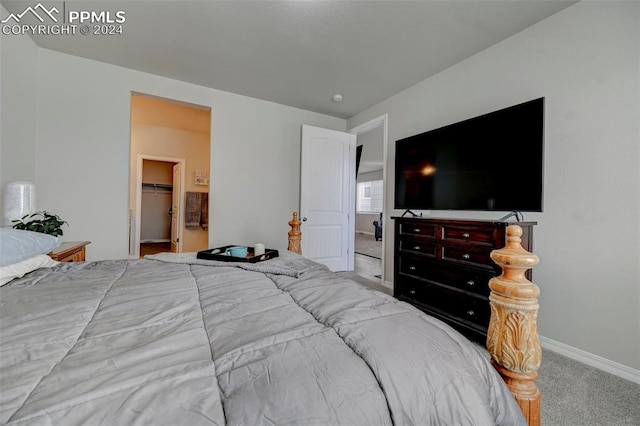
[11,211,68,237]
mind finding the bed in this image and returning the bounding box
[0,214,541,425]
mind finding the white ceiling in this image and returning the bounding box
[2,0,576,118]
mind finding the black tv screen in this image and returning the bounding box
[394,98,544,212]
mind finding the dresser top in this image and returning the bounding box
[49,241,91,257]
[391,216,537,226]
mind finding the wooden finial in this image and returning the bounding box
[487,225,541,426]
[288,212,302,254]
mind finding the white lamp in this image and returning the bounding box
[3,181,36,227]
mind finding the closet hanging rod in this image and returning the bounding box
[141,182,173,190]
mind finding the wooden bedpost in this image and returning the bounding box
[288,212,302,254]
[487,225,542,426]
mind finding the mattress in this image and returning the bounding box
[0,252,525,425]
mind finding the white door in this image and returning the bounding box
[300,125,356,271]
[171,163,182,253]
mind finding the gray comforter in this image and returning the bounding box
[0,253,525,425]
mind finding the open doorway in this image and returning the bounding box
[129,94,211,258]
[137,157,184,257]
[350,115,388,287]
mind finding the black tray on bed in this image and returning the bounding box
[197,246,279,263]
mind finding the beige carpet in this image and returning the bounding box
[355,233,382,259]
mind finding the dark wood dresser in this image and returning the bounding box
[392,217,535,342]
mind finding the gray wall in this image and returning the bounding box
[348,2,640,371]
[0,5,38,186]
[355,213,380,235]
[356,125,384,173]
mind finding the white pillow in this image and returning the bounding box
[0,254,59,286]
[0,228,61,267]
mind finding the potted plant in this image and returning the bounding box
[12,211,68,237]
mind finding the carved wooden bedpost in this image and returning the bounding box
[487,225,541,426]
[288,212,302,254]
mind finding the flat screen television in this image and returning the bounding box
[394,98,544,212]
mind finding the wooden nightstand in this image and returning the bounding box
[48,241,91,262]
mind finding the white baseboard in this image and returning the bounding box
[540,335,640,384]
[383,280,393,290]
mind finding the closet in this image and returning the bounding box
[140,160,175,246]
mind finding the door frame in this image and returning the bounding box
[132,154,186,258]
[349,114,389,287]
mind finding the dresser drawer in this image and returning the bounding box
[398,256,431,279]
[399,257,491,297]
[399,222,437,238]
[441,245,494,270]
[441,225,496,246]
[425,264,492,297]
[398,238,437,257]
[397,279,490,329]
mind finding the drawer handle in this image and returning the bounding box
[466,280,475,287]
[413,245,421,250]
[409,290,416,295]
[409,265,417,271]
[413,228,421,233]
[462,253,471,260]
[462,232,470,238]
[466,310,475,317]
